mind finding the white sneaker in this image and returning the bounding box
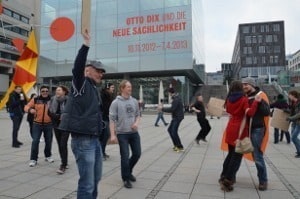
[29,160,37,167]
[45,157,54,163]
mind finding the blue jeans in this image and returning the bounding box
[168,118,183,148]
[71,135,102,199]
[291,124,300,154]
[30,123,53,161]
[155,112,168,125]
[117,132,141,181]
[251,127,267,184]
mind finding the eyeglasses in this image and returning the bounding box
[41,90,49,93]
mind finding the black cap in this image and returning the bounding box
[86,61,106,73]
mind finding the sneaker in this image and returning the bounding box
[155,124,159,127]
[295,154,300,158]
[176,147,185,152]
[45,157,54,163]
[56,165,66,174]
[124,180,132,188]
[164,123,169,126]
[200,138,208,142]
[29,160,37,167]
[172,146,178,151]
[258,182,268,191]
[195,139,200,145]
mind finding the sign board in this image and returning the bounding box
[270,108,290,132]
[207,97,225,117]
[81,0,91,34]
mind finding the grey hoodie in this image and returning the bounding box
[109,95,140,134]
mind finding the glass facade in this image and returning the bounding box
[39,0,204,103]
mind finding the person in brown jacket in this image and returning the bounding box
[24,85,53,167]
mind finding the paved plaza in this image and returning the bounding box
[0,110,299,199]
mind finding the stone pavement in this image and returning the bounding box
[0,110,299,199]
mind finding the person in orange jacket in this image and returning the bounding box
[24,85,53,167]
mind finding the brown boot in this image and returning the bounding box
[258,182,268,191]
[220,179,234,192]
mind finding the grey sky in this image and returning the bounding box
[202,0,300,72]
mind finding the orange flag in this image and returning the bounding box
[0,31,38,109]
[221,92,270,161]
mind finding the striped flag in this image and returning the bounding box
[0,30,38,109]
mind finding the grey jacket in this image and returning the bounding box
[109,95,140,134]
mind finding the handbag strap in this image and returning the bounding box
[238,115,246,139]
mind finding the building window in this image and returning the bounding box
[261,25,265,32]
[246,57,252,65]
[258,35,263,43]
[252,36,257,43]
[12,12,20,20]
[248,47,252,54]
[245,36,251,44]
[270,56,274,63]
[242,26,250,33]
[262,56,266,64]
[21,16,29,24]
[274,56,278,63]
[253,56,257,64]
[273,35,278,42]
[3,8,12,17]
[243,47,248,54]
[265,24,269,32]
[252,26,256,33]
[273,24,280,32]
[274,46,280,53]
[266,35,273,42]
[258,46,265,53]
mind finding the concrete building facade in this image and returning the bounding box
[231,21,286,81]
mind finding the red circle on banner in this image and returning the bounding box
[50,17,75,42]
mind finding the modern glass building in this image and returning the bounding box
[39,0,205,103]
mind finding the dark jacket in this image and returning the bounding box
[247,88,270,128]
[101,89,114,121]
[192,101,206,119]
[162,93,184,120]
[59,45,103,136]
[7,91,26,117]
[270,98,288,110]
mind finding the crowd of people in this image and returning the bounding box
[5,30,300,198]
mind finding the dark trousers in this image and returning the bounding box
[54,128,70,167]
[28,121,33,139]
[99,120,110,155]
[168,118,183,148]
[30,123,53,161]
[117,133,141,181]
[278,129,291,143]
[12,115,23,146]
[220,144,243,181]
[196,117,211,140]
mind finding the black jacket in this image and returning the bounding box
[7,91,26,117]
[59,45,103,136]
[162,93,184,120]
[248,88,270,128]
